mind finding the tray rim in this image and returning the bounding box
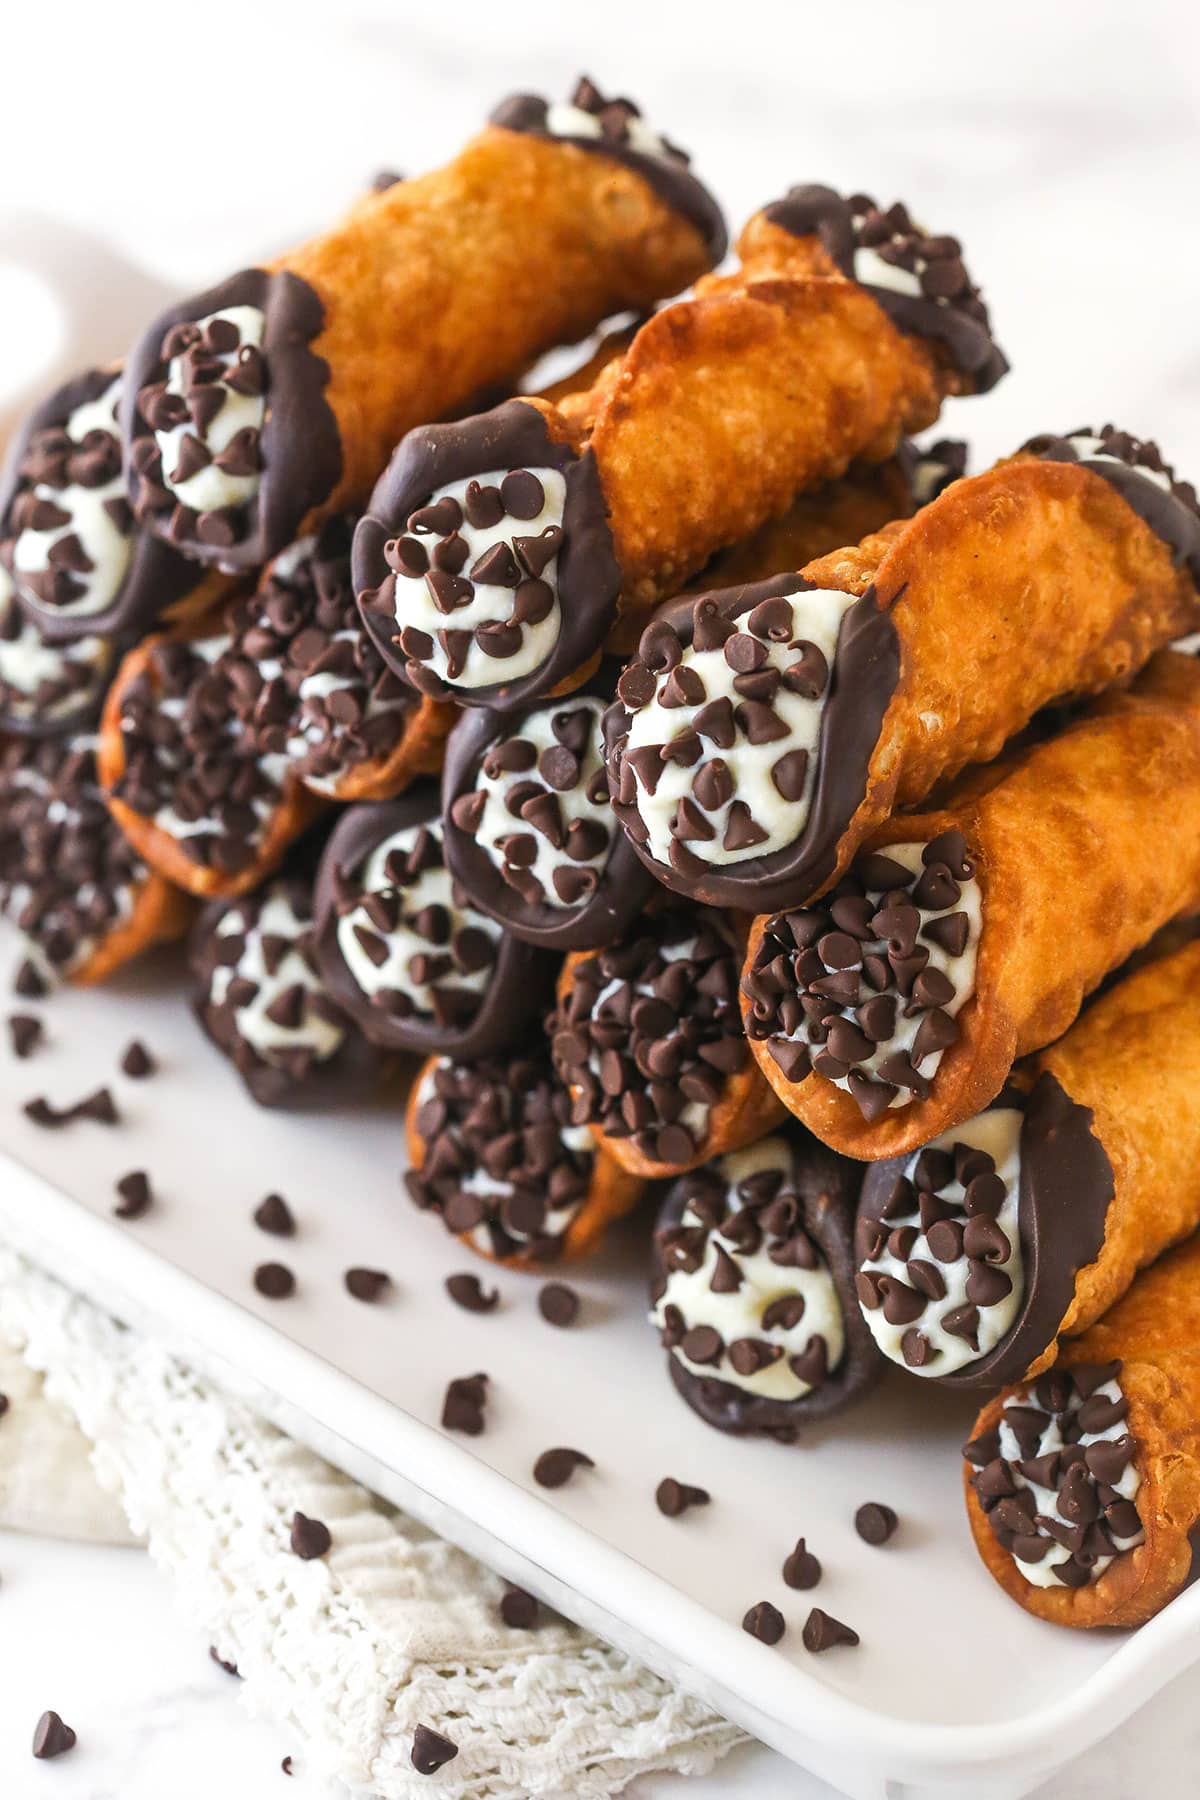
[2,1145,1198,1800]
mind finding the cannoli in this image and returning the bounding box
[313,782,554,1059]
[405,1045,644,1268]
[441,662,655,951]
[0,568,115,736]
[855,940,1200,1391]
[190,873,375,1108]
[0,366,229,642]
[549,902,784,1179]
[0,735,189,985]
[122,79,724,573]
[963,1232,1200,1626]
[97,610,323,900]
[606,427,1200,912]
[353,191,1000,709]
[650,1127,880,1438]
[740,651,1200,1158]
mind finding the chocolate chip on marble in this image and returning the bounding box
[655,1478,711,1518]
[31,1711,76,1759]
[8,1015,42,1059]
[344,1267,390,1303]
[445,1272,500,1313]
[782,1539,822,1589]
[23,1086,118,1129]
[254,1193,296,1236]
[253,1261,296,1299]
[290,1511,332,1560]
[533,1446,594,1489]
[801,1607,859,1653]
[14,959,49,1000]
[742,1600,785,1645]
[854,1502,898,1546]
[114,1170,153,1219]
[442,1373,489,1435]
[120,1039,156,1078]
[538,1281,580,1327]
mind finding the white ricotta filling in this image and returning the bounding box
[210,890,344,1063]
[12,378,132,619]
[155,305,266,514]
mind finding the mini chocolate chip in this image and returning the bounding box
[742,1600,785,1645]
[411,1725,459,1776]
[254,1262,295,1299]
[656,1477,710,1518]
[855,1502,898,1546]
[209,1647,241,1677]
[289,1511,332,1560]
[344,1267,390,1303]
[538,1281,580,1327]
[8,1014,42,1059]
[533,1446,594,1488]
[31,1711,76,1759]
[120,1039,156,1078]
[782,1539,822,1589]
[446,1271,499,1312]
[442,1373,489,1435]
[500,1585,539,1628]
[114,1170,153,1219]
[14,959,49,999]
[254,1193,296,1236]
[802,1607,859,1653]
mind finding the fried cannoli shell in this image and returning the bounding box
[97,628,325,902]
[72,870,193,985]
[125,103,721,572]
[555,932,785,1181]
[404,1056,644,1270]
[746,651,1200,1159]
[964,1231,1200,1628]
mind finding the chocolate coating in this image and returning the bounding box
[489,82,727,265]
[857,1073,1114,1389]
[123,268,340,572]
[312,780,555,1058]
[441,661,656,950]
[354,399,621,712]
[651,1126,880,1437]
[604,573,900,912]
[1024,428,1200,587]
[0,367,213,643]
[763,184,1008,393]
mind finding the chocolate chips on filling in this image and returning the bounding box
[407,1053,597,1260]
[238,516,414,794]
[332,818,502,1030]
[1025,425,1200,587]
[612,589,853,878]
[653,1137,845,1401]
[550,907,747,1167]
[195,880,348,1085]
[453,694,613,910]
[742,832,982,1118]
[2,375,133,619]
[376,465,568,693]
[0,736,145,979]
[0,571,113,731]
[112,631,289,876]
[855,1108,1023,1374]
[132,306,267,548]
[965,1362,1145,1589]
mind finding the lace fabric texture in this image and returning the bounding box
[0,1246,741,1798]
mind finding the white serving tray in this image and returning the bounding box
[1,926,1197,1800]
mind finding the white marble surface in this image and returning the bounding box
[0,0,1199,1794]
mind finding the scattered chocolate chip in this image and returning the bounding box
[344,1267,390,1303]
[14,959,48,1000]
[254,1194,296,1236]
[32,1711,76,1759]
[537,1281,580,1328]
[655,1478,710,1518]
[23,1086,118,1128]
[442,1373,489,1435]
[533,1446,594,1489]
[445,1272,499,1312]
[411,1724,459,1776]
[114,1170,153,1220]
[282,1755,294,1776]
[254,1262,296,1300]
[742,1600,785,1645]
[499,1585,540,1628]
[289,1511,332,1560]
[8,1014,42,1059]
[782,1539,822,1589]
[209,1647,241,1678]
[855,1502,898,1546]
[0,1393,8,1420]
[802,1607,859,1653]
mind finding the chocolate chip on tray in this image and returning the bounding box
[411,1724,459,1776]
[31,1711,76,1759]
[855,1501,899,1546]
[14,959,49,1000]
[8,1014,43,1059]
[114,1170,153,1219]
[120,1039,156,1078]
[533,1447,594,1489]
[344,1266,390,1303]
[782,1539,822,1589]
[254,1261,296,1299]
[442,1373,489,1435]
[802,1607,860,1652]
[742,1600,785,1645]
[499,1585,540,1628]
[537,1281,580,1327]
[446,1271,500,1312]
[23,1086,118,1128]
[289,1511,332,1560]
[253,1193,296,1236]
[655,1478,711,1518]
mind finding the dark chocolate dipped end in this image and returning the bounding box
[354,399,620,714]
[313,782,554,1058]
[489,76,727,265]
[1024,427,1200,587]
[123,269,340,573]
[650,1127,879,1437]
[441,660,655,950]
[0,570,115,737]
[762,185,1007,392]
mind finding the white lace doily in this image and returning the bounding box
[0,1246,742,1798]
